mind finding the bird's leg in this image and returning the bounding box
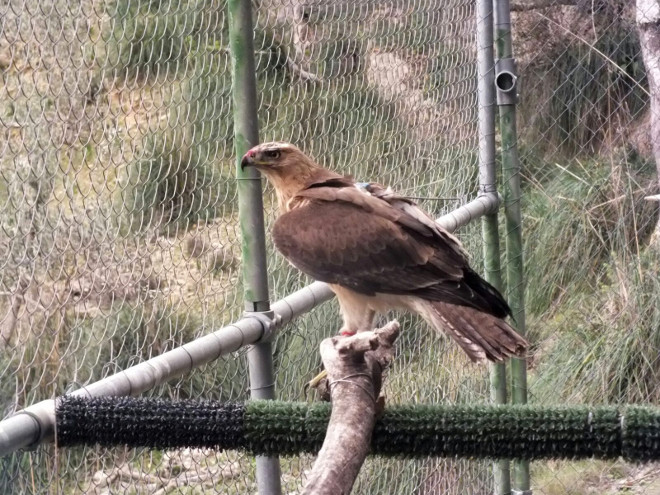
[306,370,329,392]
[337,295,377,336]
[340,308,376,336]
[308,299,377,392]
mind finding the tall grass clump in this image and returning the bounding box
[523,153,656,318]
[126,50,235,233]
[127,134,220,233]
[523,150,659,404]
[532,249,660,405]
[107,0,232,233]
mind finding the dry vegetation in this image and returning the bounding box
[0,0,659,494]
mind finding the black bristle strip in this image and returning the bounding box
[55,398,660,461]
[370,404,622,460]
[622,407,660,461]
[56,396,245,450]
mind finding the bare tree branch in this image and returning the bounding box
[510,0,577,11]
[302,321,401,495]
[287,58,323,83]
[0,275,29,347]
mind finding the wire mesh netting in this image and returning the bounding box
[514,1,660,493]
[0,0,492,493]
[1,0,659,494]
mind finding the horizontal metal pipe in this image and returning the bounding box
[437,192,501,232]
[1,319,264,456]
[0,193,500,458]
[0,411,45,457]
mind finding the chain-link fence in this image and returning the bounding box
[0,0,657,494]
[515,1,660,493]
[0,0,488,493]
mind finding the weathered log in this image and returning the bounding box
[302,321,400,495]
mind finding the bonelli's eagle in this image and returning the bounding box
[242,142,527,363]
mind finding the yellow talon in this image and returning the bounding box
[305,369,328,392]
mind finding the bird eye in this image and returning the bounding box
[264,150,281,159]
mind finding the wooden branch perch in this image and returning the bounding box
[302,321,401,495]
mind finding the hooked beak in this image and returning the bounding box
[240,152,254,170]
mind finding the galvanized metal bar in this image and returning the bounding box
[478,0,511,492]
[0,194,499,459]
[494,0,529,492]
[0,411,45,457]
[478,2,497,198]
[229,4,269,311]
[484,213,512,495]
[438,192,501,231]
[0,317,262,456]
[228,0,282,492]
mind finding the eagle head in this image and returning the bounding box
[241,142,314,173]
[240,141,324,212]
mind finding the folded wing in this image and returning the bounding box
[273,183,510,318]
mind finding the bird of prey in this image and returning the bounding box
[241,142,527,363]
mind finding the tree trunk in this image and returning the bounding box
[638,0,660,244]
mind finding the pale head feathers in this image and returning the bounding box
[242,141,337,213]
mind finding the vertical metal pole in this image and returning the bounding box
[228,0,282,493]
[493,0,529,493]
[477,0,511,493]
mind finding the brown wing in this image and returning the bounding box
[273,186,510,316]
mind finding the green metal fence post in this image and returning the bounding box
[228,0,282,493]
[478,0,511,492]
[493,0,529,493]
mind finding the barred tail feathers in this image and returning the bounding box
[422,301,527,363]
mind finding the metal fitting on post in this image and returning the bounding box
[242,310,280,342]
[495,58,519,105]
[512,490,533,495]
[478,183,498,195]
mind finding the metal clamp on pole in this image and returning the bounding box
[495,58,519,105]
[242,310,280,342]
[512,490,533,495]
